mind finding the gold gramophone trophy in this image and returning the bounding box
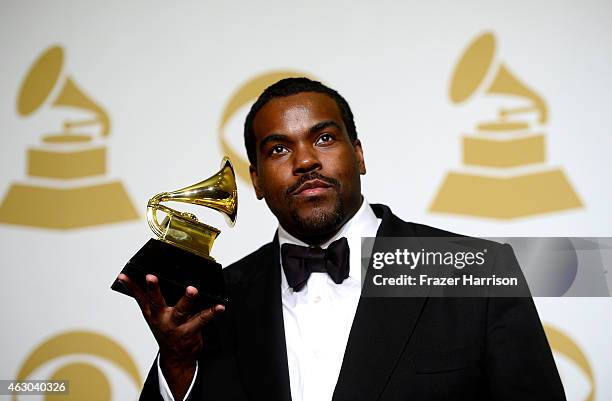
[112,157,237,308]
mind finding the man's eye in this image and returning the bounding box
[316,133,334,145]
[270,145,287,155]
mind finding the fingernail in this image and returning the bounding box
[215,305,225,313]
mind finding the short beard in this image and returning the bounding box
[289,195,346,240]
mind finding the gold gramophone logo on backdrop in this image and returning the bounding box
[14,331,142,401]
[430,32,582,219]
[544,325,596,401]
[0,45,138,229]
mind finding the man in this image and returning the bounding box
[118,78,566,401]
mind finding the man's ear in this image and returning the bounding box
[353,139,366,175]
[249,164,264,200]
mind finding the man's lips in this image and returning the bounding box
[290,179,334,196]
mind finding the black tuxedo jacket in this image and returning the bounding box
[140,204,566,401]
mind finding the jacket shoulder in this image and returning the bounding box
[373,203,503,249]
[407,221,502,250]
[410,222,462,238]
[372,203,463,238]
[222,241,275,286]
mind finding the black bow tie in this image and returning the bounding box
[281,237,350,291]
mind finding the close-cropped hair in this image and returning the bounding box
[243,77,358,166]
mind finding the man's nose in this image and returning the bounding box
[293,144,321,174]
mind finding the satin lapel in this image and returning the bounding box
[232,237,292,401]
[333,204,430,401]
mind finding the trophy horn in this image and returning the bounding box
[147,157,237,240]
[162,157,237,225]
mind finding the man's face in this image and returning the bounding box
[249,92,366,243]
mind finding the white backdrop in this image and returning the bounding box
[1,1,610,400]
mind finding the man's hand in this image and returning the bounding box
[117,273,224,400]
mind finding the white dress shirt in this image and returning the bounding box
[159,199,381,401]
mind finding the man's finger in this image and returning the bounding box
[183,304,225,332]
[172,286,199,323]
[145,274,167,313]
[117,273,148,310]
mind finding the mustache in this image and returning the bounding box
[286,172,340,196]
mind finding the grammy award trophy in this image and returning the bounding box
[111,157,237,309]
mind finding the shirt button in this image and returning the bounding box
[313,295,322,303]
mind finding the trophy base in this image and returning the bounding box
[111,239,228,310]
[0,180,138,229]
[430,168,582,219]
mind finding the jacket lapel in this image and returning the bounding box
[232,236,292,401]
[333,204,430,401]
